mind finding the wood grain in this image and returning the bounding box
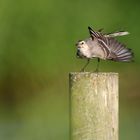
[69,72,118,140]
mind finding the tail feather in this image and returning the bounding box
[105,31,130,37]
[108,38,134,62]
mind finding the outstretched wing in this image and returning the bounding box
[107,37,133,62]
[88,26,111,57]
[88,26,133,62]
[88,26,101,38]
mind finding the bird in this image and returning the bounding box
[76,26,134,71]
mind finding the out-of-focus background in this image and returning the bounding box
[0,0,140,140]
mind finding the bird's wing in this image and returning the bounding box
[106,37,133,61]
[88,26,102,38]
[88,26,133,61]
[98,28,104,32]
[88,26,111,57]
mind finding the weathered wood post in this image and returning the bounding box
[69,72,118,140]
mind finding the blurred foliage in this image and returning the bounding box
[0,0,140,140]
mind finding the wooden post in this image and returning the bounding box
[69,72,118,140]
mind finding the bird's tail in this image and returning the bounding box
[105,31,129,37]
[109,38,134,62]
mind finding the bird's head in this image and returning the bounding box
[75,40,90,58]
[76,40,88,48]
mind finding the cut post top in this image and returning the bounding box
[69,72,118,82]
[70,72,118,75]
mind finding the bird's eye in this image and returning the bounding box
[81,42,84,45]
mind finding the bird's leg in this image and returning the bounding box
[95,58,100,72]
[80,59,90,72]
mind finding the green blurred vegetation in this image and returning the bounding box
[0,0,140,140]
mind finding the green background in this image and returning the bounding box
[0,0,140,140]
